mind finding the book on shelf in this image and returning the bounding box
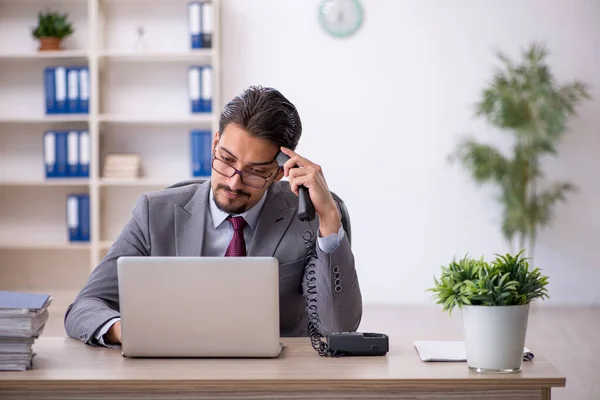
[188,65,212,114]
[44,66,89,115]
[102,153,141,179]
[0,290,52,371]
[67,193,90,242]
[44,130,90,179]
[188,1,213,49]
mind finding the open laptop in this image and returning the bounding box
[116,256,282,358]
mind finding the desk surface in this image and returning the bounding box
[0,336,565,395]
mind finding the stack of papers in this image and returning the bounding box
[0,291,52,371]
[103,153,141,179]
[413,340,533,362]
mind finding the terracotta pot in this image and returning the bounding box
[39,37,62,51]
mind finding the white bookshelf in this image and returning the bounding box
[0,179,90,187]
[98,113,213,124]
[0,241,91,251]
[0,115,90,123]
[98,177,175,187]
[0,50,89,60]
[0,0,220,309]
[99,49,213,62]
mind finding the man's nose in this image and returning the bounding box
[227,172,245,191]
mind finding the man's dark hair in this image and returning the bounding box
[218,86,302,150]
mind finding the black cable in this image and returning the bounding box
[302,220,345,357]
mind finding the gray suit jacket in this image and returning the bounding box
[64,180,362,344]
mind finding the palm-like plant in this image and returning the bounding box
[451,42,590,258]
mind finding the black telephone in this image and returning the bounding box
[275,151,389,357]
[275,151,315,222]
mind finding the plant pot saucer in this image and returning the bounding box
[468,365,522,373]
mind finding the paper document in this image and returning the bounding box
[413,340,533,362]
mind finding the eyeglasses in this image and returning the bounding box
[212,152,279,189]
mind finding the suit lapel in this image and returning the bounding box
[248,185,296,257]
[174,181,210,256]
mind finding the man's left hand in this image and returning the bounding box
[279,147,341,237]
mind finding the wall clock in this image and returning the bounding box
[318,0,364,38]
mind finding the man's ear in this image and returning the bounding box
[211,131,220,153]
[273,168,285,182]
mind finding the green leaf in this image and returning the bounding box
[443,294,456,308]
[450,138,510,185]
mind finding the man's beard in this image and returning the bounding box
[213,184,251,214]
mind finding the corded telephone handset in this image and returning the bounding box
[276,151,389,357]
[275,151,315,222]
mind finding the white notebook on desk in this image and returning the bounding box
[413,340,532,362]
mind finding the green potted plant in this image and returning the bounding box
[31,11,74,51]
[428,251,549,373]
[450,42,590,259]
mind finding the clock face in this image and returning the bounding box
[318,0,364,38]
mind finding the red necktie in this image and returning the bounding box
[224,216,247,257]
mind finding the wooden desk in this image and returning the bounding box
[0,336,565,400]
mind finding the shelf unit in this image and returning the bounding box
[0,49,89,61]
[0,116,90,123]
[0,0,220,309]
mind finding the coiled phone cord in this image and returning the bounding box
[302,221,344,357]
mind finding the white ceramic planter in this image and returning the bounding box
[462,304,530,373]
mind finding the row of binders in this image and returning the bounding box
[189,66,213,113]
[45,130,211,181]
[44,66,90,114]
[188,1,213,49]
[67,194,90,242]
[45,65,212,116]
[191,130,212,176]
[44,131,90,178]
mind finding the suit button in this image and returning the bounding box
[332,265,342,292]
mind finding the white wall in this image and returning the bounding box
[220,0,600,306]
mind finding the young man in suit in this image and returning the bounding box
[64,86,362,346]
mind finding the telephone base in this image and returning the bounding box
[326,332,389,356]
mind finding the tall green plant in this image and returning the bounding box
[451,42,590,258]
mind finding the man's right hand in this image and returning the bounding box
[104,321,122,344]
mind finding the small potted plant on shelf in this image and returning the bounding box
[31,11,74,51]
[427,251,549,373]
